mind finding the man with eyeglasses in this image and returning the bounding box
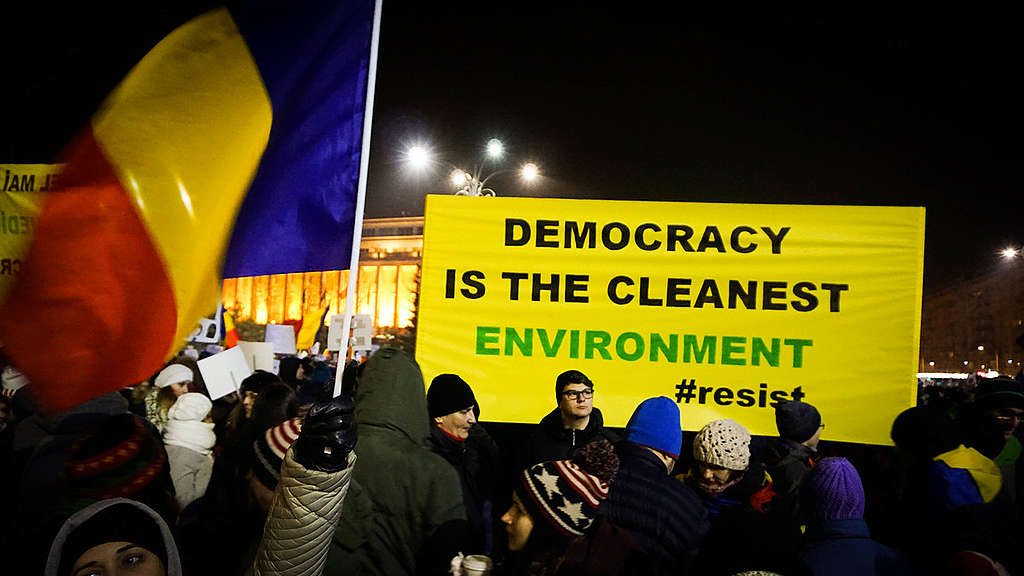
[519,369,619,469]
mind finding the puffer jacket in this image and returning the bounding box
[328,348,467,576]
[252,448,357,576]
[600,442,708,575]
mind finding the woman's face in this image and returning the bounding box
[695,461,743,497]
[169,382,189,398]
[71,541,165,576]
[501,492,535,551]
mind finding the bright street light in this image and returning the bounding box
[1001,247,1019,259]
[450,169,469,187]
[486,138,504,159]
[405,144,431,170]
[520,162,539,183]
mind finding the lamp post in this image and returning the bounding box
[404,138,540,197]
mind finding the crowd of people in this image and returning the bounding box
[0,347,1022,575]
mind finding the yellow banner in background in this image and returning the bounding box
[0,164,63,300]
[416,196,925,445]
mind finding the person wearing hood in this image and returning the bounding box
[519,370,619,470]
[162,392,215,511]
[426,373,501,556]
[762,400,823,522]
[44,498,180,576]
[328,348,467,576]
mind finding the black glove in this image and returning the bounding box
[292,394,357,472]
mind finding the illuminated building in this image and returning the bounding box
[221,216,423,330]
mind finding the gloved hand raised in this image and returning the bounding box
[292,394,357,472]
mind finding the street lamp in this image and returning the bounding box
[404,138,541,197]
[1001,247,1019,260]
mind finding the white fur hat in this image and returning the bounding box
[167,392,212,421]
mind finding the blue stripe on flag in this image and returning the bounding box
[222,0,375,277]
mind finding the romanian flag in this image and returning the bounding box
[0,1,379,412]
[222,310,240,349]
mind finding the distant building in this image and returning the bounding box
[222,216,423,330]
[919,265,1024,375]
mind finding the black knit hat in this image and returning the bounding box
[427,374,477,419]
[890,406,960,459]
[775,400,821,443]
[975,377,1024,412]
[555,369,592,397]
[59,501,168,576]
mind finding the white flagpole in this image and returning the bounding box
[334,0,383,398]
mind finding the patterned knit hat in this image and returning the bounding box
[252,417,303,491]
[693,419,751,471]
[802,457,865,521]
[65,413,168,501]
[518,439,618,537]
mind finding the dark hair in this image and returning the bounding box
[278,357,302,385]
[240,370,281,397]
[251,382,299,432]
[891,406,960,459]
[555,369,593,397]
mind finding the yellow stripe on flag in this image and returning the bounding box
[91,8,273,356]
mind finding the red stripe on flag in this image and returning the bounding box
[0,128,178,413]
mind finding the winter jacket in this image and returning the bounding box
[44,498,182,576]
[520,408,619,469]
[600,442,708,575]
[555,516,656,576]
[800,518,913,576]
[762,438,817,521]
[687,465,802,575]
[165,444,213,510]
[328,348,467,576]
[428,421,501,555]
[253,448,357,576]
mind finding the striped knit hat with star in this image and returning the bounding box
[517,439,619,537]
[252,417,303,491]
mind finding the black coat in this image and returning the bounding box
[427,422,500,555]
[519,408,619,470]
[762,438,818,521]
[599,442,709,575]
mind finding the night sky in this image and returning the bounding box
[3,3,1018,291]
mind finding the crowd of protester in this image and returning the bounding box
[0,346,1022,575]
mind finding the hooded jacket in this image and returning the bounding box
[328,348,466,576]
[521,407,619,470]
[762,438,818,521]
[44,498,181,576]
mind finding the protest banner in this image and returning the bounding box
[416,195,925,444]
[0,164,63,300]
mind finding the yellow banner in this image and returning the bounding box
[416,196,925,445]
[0,164,63,300]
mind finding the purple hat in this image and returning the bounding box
[803,457,865,521]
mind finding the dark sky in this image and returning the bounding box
[3,3,1018,291]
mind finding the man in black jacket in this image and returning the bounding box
[426,373,500,556]
[761,399,822,522]
[601,396,709,575]
[520,369,618,469]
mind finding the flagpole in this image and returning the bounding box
[334,0,383,398]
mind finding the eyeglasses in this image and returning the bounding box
[562,389,593,401]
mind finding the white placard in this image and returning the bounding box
[264,324,297,354]
[197,346,253,401]
[352,314,373,330]
[238,341,275,372]
[188,317,220,343]
[326,315,345,351]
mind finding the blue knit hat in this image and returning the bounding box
[625,396,682,458]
